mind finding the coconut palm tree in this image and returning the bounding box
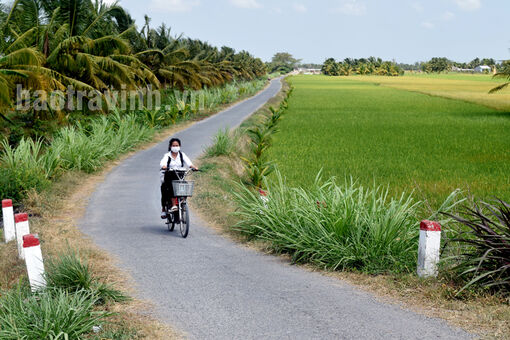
[0,0,267,123]
[489,63,510,93]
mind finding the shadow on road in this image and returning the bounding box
[138,224,184,238]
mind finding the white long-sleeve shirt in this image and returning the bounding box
[159,151,193,183]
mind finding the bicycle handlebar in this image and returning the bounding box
[163,167,199,180]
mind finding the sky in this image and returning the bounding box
[109,0,510,64]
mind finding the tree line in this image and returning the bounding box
[399,57,504,73]
[321,57,404,76]
[0,0,267,123]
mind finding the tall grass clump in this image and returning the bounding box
[53,113,153,173]
[442,199,510,295]
[206,128,238,157]
[234,171,460,274]
[45,250,128,304]
[0,139,53,201]
[0,286,109,339]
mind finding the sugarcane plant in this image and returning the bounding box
[241,86,293,189]
[442,199,510,295]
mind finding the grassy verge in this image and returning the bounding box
[0,78,269,339]
[192,77,510,339]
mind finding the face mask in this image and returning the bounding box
[171,146,180,153]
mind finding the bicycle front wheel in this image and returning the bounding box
[167,210,175,231]
[180,203,189,238]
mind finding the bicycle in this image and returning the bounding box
[164,168,198,238]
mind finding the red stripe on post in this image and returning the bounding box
[23,234,40,248]
[14,213,28,223]
[2,199,12,208]
[420,220,441,232]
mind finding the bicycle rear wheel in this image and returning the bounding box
[179,203,189,238]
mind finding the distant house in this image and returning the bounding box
[474,65,492,73]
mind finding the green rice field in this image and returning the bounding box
[268,75,510,208]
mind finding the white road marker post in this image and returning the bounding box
[2,199,16,243]
[23,234,46,291]
[15,213,30,260]
[259,189,269,208]
[417,220,441,278]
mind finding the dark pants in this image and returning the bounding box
[161,171,179,209]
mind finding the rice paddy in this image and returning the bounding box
[354,73,510,111]
[268,75,510,208]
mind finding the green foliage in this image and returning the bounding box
[0,138,52,201]
[241,87,292,188]
[443,199,510,295]
[88,322,140,340]
[268,52,300,74]
[53,113,153,173]
[0,0,267,131]
[0,164,49,202]
[206,128,237,157]
[45,249,129,304]
[421,57,450,73]
[234,171,460,273]
[322,57,403,76]
[162,79,266,113]
[0,286,110,339]
[490,61,510,93]
[0,77,265,202]
[0,138,60,178]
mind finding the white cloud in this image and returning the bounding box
[149,0,200,12]
[293,3,307,13]
[421,21,435,29]
[442,11,455,20]
[453,0,481,11]
[229,0,262,9]
[335,0,367,16]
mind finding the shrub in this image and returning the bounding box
[0,166,50,202]
[234,171,460,274]
[0,287,109,339]
[442,199,510,295]
[45,250,128,304]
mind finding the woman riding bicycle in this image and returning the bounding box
[160,138,198,219]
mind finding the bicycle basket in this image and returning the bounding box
[172,180,195,197]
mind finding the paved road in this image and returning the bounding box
[80,78,470,339]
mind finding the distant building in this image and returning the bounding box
[451,66,474,72]
[297,68,322,75]
[474,65,492,73]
